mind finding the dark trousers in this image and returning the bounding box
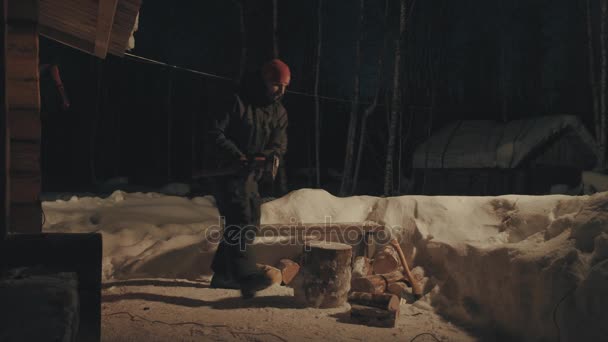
[210,169,262,281]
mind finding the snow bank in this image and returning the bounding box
[42,189,608,341]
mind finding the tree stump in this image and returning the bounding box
[292,241,352,308]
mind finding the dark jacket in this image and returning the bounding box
[207,71,288,167]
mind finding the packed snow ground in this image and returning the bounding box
[42,189,608,341]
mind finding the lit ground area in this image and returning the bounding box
[101,277,474,342]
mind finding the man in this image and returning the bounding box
[208,59,290,298]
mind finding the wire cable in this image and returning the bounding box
[122,52,379,105]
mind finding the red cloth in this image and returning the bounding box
[261,59,291,85]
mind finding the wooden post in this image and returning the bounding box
[6,0,41,233]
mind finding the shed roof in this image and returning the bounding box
[412,115,600,169]
[39,0,141,58]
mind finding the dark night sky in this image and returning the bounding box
[38,0,595,194]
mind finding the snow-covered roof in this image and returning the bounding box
[412,115,600,169]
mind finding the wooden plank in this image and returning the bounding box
[10,141,39,172]
[108,0,141,56]
[10,172,40,203]
[6,77,39,109]
[9,203,42,233]
[8,109,40,141]
[39,24,95,55]
[94,0,118,58]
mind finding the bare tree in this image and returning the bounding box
[314,0,323,188]
[588,0,600,146]
[352,0,389,194]
[601,0,608,168]
[237,0,247,80]
[339,0,365,196]
[384,0,407,196]
[272,0,279,58]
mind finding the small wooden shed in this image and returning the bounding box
[411,115,600,195]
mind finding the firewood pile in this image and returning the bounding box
[257,239,428,328]
[347,241,429,328]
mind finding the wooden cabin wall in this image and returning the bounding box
[6,0,41,233]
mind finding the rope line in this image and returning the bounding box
[123,52,378,105]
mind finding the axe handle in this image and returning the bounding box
[389,238,423,297]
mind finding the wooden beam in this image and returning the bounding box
[6,0,40,234]
[94,0,118,58]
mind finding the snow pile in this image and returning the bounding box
[42,189,608,341]
[43,191,222,280]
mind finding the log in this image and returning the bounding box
[256,264,282,285]
[387,282,408,297]
[350,304,399,328]
[350,270,404,294]
[352,256,372,278]
[276,259,300,285]
[372,245,401,274]
[348,292,400,311]
[292,241,352,308]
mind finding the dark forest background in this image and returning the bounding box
[38,0,598,196]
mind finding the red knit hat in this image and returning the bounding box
[261,59,291,85]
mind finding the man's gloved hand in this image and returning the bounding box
[239,153,267,171]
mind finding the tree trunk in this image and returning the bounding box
[166,69,173,181]
[601,0,608,168]
[384,0,407,196]
[292,241,352,308]
[339,0,365,196]
[314,0,323,188]
[588,0,601,149]
[90,58,103,185]
[352,0,389,194]
[272,0,279,58]
[237,0,247,80]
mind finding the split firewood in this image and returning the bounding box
[372,245,402,274]
[350,270,404,294]
[352,256,372,278]
[276,259,300,285]
[350,304,399,328]
[348,291,400,311]
[292,241,352,308]
[387,281,408,297]
[256,264,282,285]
